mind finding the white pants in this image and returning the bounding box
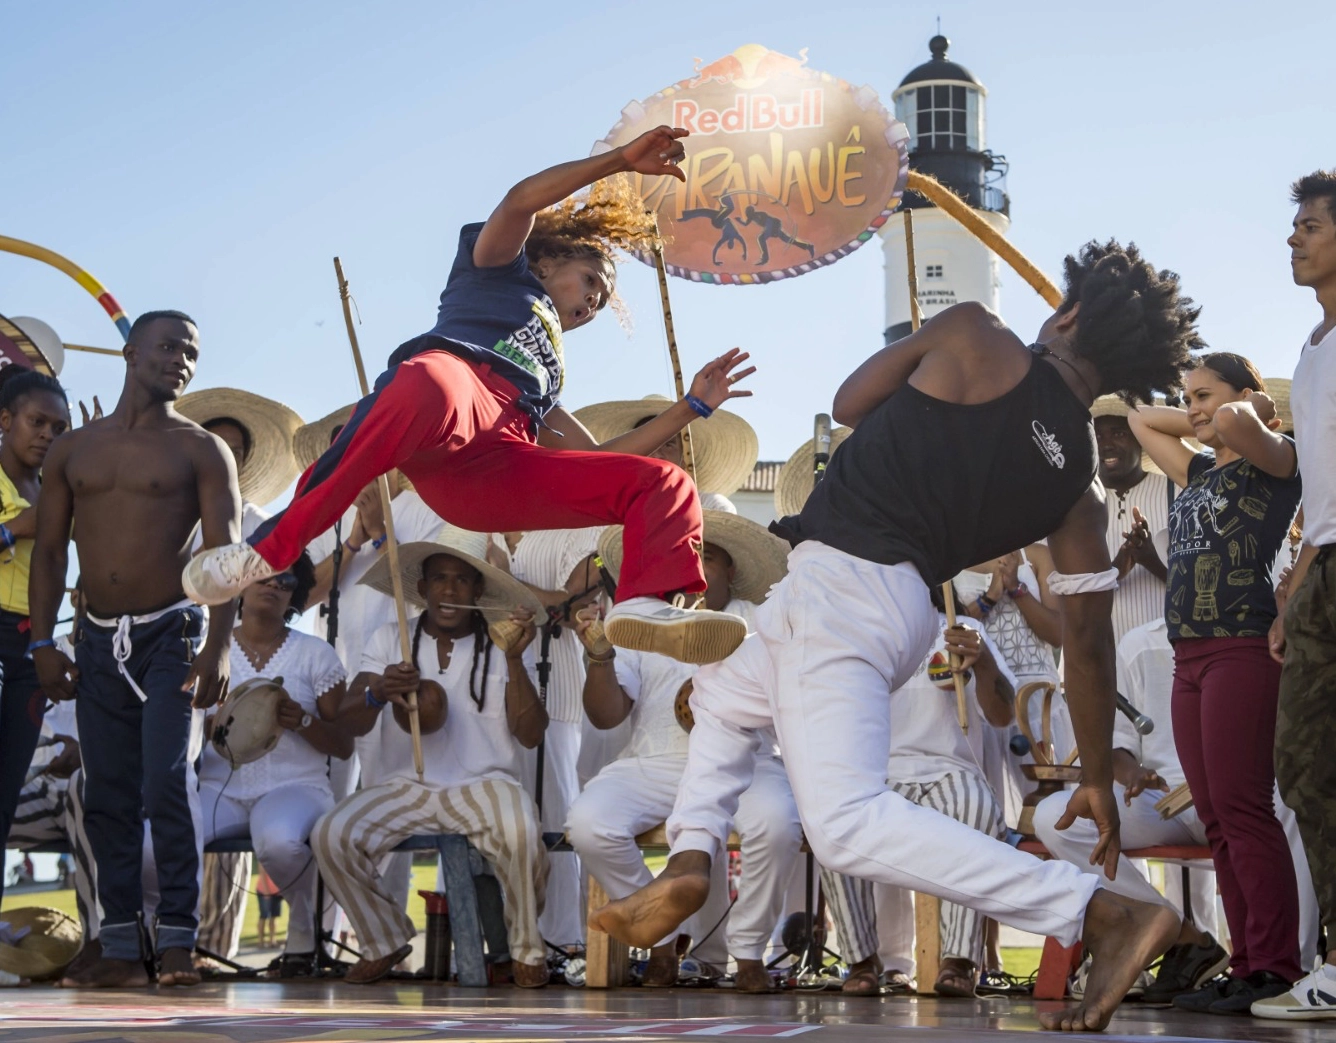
[199,781,332,953]
[668,542,1100,947]
[875,884,916,976]
[312,778,548,965]
[1033,784,1218,939]
[521,718,583,947]
[568,754,802,962]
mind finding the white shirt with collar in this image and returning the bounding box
[1113,617,1184,787]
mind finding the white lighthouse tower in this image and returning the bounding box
[880,36,1011,343]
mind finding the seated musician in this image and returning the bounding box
[313,525,550,986]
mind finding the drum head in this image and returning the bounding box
[211,676,286,768]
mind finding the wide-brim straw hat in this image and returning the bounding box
[598,509,789,605]
[573,395,758,496]
[293,403,411,493]
[773,426,854,518]
[0,906,81,981]
[1088,395,1162,474]
[177,388,303,505]
[359,522,545,624]
[1264,377,1292,433]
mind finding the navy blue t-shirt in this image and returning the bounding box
[1165,448,1301,640]
[388,223,565,423]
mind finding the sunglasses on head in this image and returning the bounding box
[261,573,299,592]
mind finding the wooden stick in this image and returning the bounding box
[62,343,125,357]
[333,256,424,781]
[903,210,970,735]
[649,214,696,484]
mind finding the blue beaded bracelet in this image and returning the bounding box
[365,685,387,709]
[371,533,388,550]
[0,524,14,550]
[684,394,714,419]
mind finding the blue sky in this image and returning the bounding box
[3,0,1333,500]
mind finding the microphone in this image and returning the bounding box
[812,413,832,485]
[1116,692,1154,735]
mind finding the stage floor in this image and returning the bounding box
[0,982,1328,1043]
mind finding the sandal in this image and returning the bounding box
[934,958,978,998]
[842,956,885,996]
[267,951,317,979]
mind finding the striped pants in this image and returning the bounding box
[312,779,548,965]
[820,772,1006,967]
[6,773,97,937]
[196,853,251,958]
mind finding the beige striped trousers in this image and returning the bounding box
[312,779,548,965]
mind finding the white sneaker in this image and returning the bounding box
[604,595,746,665]
[182,543,276,605]
[1070,953,1153,1000]
[1252,964,1336,1020]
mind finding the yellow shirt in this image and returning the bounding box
[0,468,33,616]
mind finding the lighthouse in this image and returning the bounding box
[880,36,1011,344]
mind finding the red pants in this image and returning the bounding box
[1171,636,1300,980]
[251,351,705,603]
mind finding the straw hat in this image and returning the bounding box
[0,907,81,981]
[0,313,62,376]
[573,395,758,496]
[293,403,411,493]
[1264,377,1292,433]
[598,509,789,605]
[773,426,854,518]
[1088,395,1165,473]
[359,522,545,624]
[177,388,304,505]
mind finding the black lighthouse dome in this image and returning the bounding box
[899,35,980,88]
[892,35,1008,216]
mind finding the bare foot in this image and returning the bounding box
[842,954,883,995]
[735,958,774,994]
[157,947,201,987]
[345,943,413,985]
[642,942,681,987]
[60,956,150,989]
[58,939,103,985]
[591,851,712,949]
[1039,890,1178,1032]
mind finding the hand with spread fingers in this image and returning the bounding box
[689,348,756,410]
[618,125,689,182]
[1053,783,1123,880]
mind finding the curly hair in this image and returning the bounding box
[525,174,658,324]
[1059,239,1204,405]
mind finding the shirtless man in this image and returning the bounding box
[28,310,240,988]
[594,241,1204,1032]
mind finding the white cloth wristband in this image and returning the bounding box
[1045,568,1120,595]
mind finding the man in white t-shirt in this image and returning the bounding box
[1261,169,1336,1021]
[313,527,550,987]
[1033,618,1225,1001]
[567,512,800,992]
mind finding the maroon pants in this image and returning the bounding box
[251,350,705,603]
[1171,636,1300,980]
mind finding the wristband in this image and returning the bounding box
[978,591,997,608]
[344,538,363,554]
[974,595,993,616]
[1007,582,1029,600]
[364,685,387,709]
[684,394,714,419]
[27,638,56,656]
[585,652,616,667]
[371,534,388,551]
[0,524,13,550]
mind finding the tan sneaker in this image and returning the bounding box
[604,595,746,665]
[182,542,275,605]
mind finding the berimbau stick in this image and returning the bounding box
[904,210,969,735]
[334,256,424,781]
[649,214,697,484]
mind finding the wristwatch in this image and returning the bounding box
[299,713,314,731]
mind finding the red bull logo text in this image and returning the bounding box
[671,89,824,134]
[597,45,909,285]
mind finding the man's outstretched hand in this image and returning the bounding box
[1053,782,1122,880]
[619,126,689,182]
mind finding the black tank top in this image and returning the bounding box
[792,352,1098,585]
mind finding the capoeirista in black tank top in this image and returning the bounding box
[792,349,1098,586]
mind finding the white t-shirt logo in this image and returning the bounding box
[1031,421,1067,469]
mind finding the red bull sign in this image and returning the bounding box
[596,45,910,284]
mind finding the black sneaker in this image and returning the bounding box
[1208,970,1293,1015]
[1144,935,1231,1003]
[1173,975,1242,1013]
